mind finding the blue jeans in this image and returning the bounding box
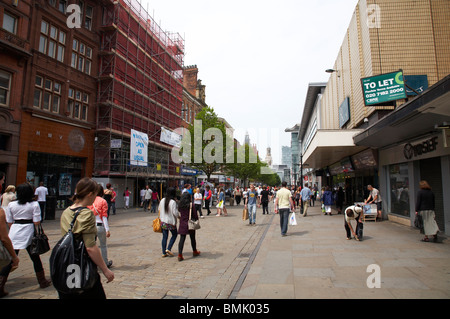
[248,204,257,224]
[162,228,178,254]
[279,208,290,235]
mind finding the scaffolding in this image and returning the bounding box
[95,0,184,182]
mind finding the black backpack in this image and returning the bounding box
[49,208,98,294]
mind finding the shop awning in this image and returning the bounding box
[354,74,450,148]
[302,130,366,169]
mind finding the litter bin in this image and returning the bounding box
[45,196,57,220]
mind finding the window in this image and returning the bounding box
[33,75,61,114]
[49,0,56,6]
[68,88,89,121]
[85,6,93,30]
[389,163,410,217]
[58,0,67,13]
[39,21,66,63]
[3,12,17,34]
[0,70,12,106]
[71,39,92,75]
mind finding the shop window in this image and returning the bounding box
[0,70,12,106]
[389,163,410,217]
[3,12,17,34]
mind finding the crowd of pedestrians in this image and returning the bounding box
[0,169,442,298]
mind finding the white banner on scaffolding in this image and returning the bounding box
[130,129,148,166]
[160,127,182,148]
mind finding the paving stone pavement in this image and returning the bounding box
[3,202,450,299]
[2,202,270,299]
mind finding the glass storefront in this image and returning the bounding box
[27,152,85,208]
[389,163,410,217]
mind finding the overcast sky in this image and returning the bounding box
[141,0,359,165]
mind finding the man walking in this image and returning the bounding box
[300,183,312,217]
[143,185,152,212]
[274,182,295,236]
[34,182,48,221]
[245,184,259,225]
[259,185,271,215]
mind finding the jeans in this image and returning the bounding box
[248,204,257,224]
[151,200,158,213]
[96,225,108,265]
[279,208,290,235]
[261,201,269,214]
[162,228,178,254]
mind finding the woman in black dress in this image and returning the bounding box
[177,193,200,261]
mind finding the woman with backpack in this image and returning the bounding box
[57,178,114,299]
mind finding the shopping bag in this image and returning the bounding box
[242,207,249,221]
[216,200,223,209]
[289,212,297,226]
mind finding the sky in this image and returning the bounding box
[141,0,359,165]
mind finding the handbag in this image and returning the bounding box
[50,208,98,294]
[29,224,50,255]
[153,210,162,233]
[188,206,201,230]
[242,207,249,221]
[414,213,424,234]
[0,241,12,269]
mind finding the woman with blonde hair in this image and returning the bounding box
[415,180,439,243]
[1,185,16,211]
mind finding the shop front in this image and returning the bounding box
[378,134,450,232]
[354,74,450,235]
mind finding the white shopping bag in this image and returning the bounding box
[289,212,297,226]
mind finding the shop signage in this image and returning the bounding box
[403,136,438,160]
[160,127,182,148]
[404,75,428,96]
[361,70,407,106]
[339,97,350,128]
[130,129,148,166]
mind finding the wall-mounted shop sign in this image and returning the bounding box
[361,70,407,106]
[403,136,438,160]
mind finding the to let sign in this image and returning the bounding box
[361,70,407,106]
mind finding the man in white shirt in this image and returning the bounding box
[364,185,382,220]
[143,185,152,211]
[34,182,48,221]
[344,205,363,241]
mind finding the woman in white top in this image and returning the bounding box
[1,183,51,291]
[194,188,204,218]
[159,187,179,257]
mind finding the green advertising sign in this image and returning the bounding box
[361,70,407,106]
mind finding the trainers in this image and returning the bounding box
[166,249,174,257]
